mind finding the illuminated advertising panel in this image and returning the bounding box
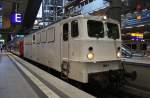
[10,13,23,24]
[130,32,144,41]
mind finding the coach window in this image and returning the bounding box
[71,20,79,38]
[63,23,69,41]
[87,20,104,38]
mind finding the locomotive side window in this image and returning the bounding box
[107,23,119,39]
[36,32,41,44]
[41,30,47,43]
[87,20,104,38]
[47,27,55,42]
[32,34,35,44]
[33,35,35,41]
[71,20,79,38]
[63,23,69,41]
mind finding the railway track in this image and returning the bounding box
[99,88,142,98]
[68,78,144,98]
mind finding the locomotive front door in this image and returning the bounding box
[61,23,70,62]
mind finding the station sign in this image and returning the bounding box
[10,13,23,24]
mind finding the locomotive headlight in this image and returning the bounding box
[103,15,107,20]
[87,52,94,60]
[117,52,121,58]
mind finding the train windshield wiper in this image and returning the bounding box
[95,31,103,39]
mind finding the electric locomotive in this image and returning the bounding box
[10,15,122,83]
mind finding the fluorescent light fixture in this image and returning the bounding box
[144,31,150,34]
[142,9,147,12]
[125,26,133,28]
[0,39,4,42]
[136,25,144,27]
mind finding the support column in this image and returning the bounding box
[106,0,122,22]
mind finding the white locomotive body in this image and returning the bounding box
[24,15,121,83]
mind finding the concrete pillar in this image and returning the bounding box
[106,0,122,22]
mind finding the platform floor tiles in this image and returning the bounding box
[0,52,40,98]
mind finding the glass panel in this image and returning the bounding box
[107,23,119,39]
[32,34,36,44]
[41,30,47,42]
[71,20,79,38]
[63,23,69,41]
[87,20,104,38]
[36,33,41,44]
[33,35,35,41]
[47,27,55,42]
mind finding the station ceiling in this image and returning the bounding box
[122,0,150,34]
[1,0,150,35]
[0,0,42,34]
[122,0,150,14]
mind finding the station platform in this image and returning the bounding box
[0,52,40,98]
[122,56,150,66]
[0,52,95,98]
[122,56,150,98]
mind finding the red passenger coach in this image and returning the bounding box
[19,40,24,57]
[9,37,24,57]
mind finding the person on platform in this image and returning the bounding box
[1,47,2,53]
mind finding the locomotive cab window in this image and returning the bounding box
[63,23,69,41]
[107,23,119,39]
[71,20,79,38]
[87,20,104,38]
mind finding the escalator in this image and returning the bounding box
[121,44,144,58]
[121,44,132,58]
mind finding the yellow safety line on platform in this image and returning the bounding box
[8,54,60,98]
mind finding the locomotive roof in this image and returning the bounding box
[24,15,119,37]
[60,15,119,24]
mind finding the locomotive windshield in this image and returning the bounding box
[87,20,104,38]
[107,23,120,39]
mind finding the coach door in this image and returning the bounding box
[32,34,36,60]
[62,23,70,62]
